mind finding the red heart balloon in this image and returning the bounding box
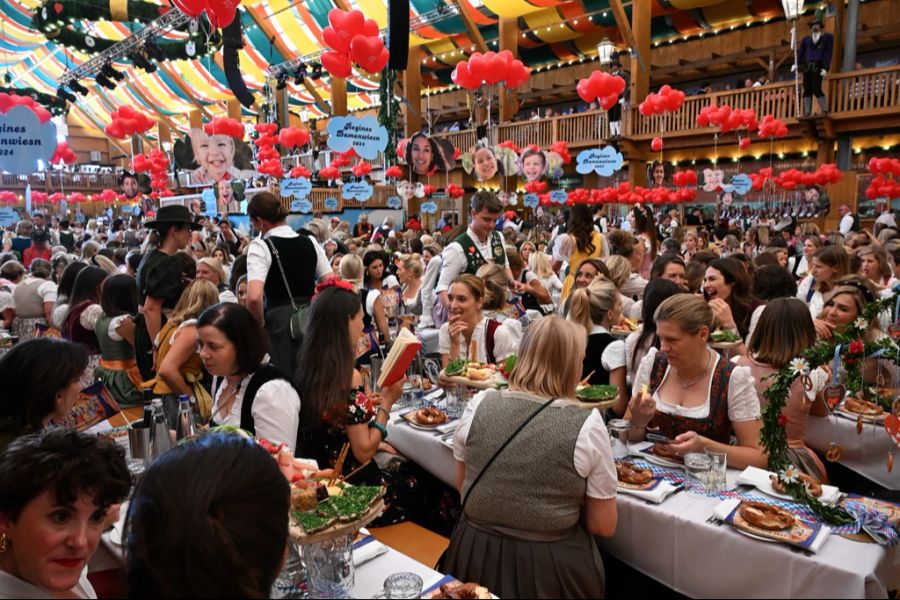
[322,26,348,54]
[349,35,385,71]
[321,51,352,78]
[362,18,379,38]
[53,2,63,13]
[172,0,205,17]
[885,414,900,447]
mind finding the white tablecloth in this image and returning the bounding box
[601,467,898,598]
[806,413,899,490]
[382,417,899,598]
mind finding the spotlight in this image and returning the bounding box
[144,39,165,62]
[95,73,117,90]
[101,63,125,81]
[56,86,77,103]
[293,67,306,85]
[276,74,287,90]
[309,62,322,80]
[68,80,89,95]
[129,50,157,73]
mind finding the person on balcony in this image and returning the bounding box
[608,58,628,138]
[796,9,833,117]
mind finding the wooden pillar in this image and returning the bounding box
[157,121,172,149]
[404,48,422,135]
[830,0,845,73]
[499,17,519,123]
[227,100,242,120]
[188,110,202,129]
[817,139,835,165]
[332,77,348,116]
[630,0,651,105]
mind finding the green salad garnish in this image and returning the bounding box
[710,330,742,343]
[577,384,618,401]
[445,358,466,376]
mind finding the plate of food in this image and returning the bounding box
[615,461,660,491]
[610,318,641,337]
[575,384,619,404]
[427,581,492,599]
[289,481,385,543]
[839,395,886,422]
[402,407,450,430]
[440,359,503,389]
[637,443,684,468]
[709,329,743,349]
[736,466,840,505]
[737,500,796,532]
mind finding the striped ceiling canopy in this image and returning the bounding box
[0,0,788,138]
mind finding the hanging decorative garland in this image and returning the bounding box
[761,292,899,525]
[32,0,218,61]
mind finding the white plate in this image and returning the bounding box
[633,449,683,469]
[837,408,886,423]
[406,420,445,431]
[733,526,780,544]
[737,467,842,506]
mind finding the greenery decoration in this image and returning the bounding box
[32,0,218,61]
[761,292,899,525]
[378,69,401,166]
[0,86,68,116]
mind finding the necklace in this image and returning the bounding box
[673,349,713,390]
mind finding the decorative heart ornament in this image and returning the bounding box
[888,323,900,341]
[884,414,900,448]
[54,3,63,13]
[822,384,846,414]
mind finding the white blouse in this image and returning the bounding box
[453,390,618,500]
[0,567,95,599]
[438,317,521,363]
[633,347,761,422]
[212,362,301,452]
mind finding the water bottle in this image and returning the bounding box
[175,395,195,442]
[150,399,173,460]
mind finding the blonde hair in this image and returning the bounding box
[420,234,434,246]
[568,278,618,334]
[857,245,891,280]
[395,253,424,278]
[197,257,227,286]
[654,293,715,334]
[529,251,553,278]
[509,316,585,400]
[169,279,220,326]
[92,254,119,276]
[339,254,364,290]
[603,255,632,289]
[821,276,881,341]
[476,263,510,311]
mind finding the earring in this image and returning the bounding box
[0,532,8,553]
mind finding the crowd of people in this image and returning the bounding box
[0,190,897,598]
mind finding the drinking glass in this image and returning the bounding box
[370,357,384,393]
[704,447,727,493]
[304,534,354,599]
[683,453,713,490]
[383,572,424,599]
[270,540,307,598]
[606,419,631,459]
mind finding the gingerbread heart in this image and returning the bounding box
[822,384,846,414]
[53,2,63,13]
[888,323,900,341]
[884,414,900,448]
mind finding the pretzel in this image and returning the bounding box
[616,462,653,485]
[415,407,447,425]
[769,473,823,497]
[739,501,795,531]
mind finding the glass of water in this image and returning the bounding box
[304,534,354,599]
[383,572,424,599]
[606,419,631,459]
[704,447,727,493]
[683,453,713,490]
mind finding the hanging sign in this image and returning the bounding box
[730,174,752,196]
[0,106,56,175]
[0,206,17,227]
[550,189,568,204]
[420,201,438,215]
[281,177,312,199]
[387,196,402,209]
[523,193,539,209]
[342,179,374,201]
[326,115,388,160]
[324,196,339,211]
[295,199,313,214]
[575,146,623,177]
[201,188,217,216]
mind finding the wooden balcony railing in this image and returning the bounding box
[0,171,121,192]
[276,185,395,213]
[828,65,900,116]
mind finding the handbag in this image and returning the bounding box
[436,392,557,570]
[265,239,309,341]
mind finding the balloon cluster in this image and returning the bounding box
[0,92,51,123]
[105,106,155,139]
[451,50,529,89]
[67,192,86,203]
[550,141,571,164]
[757,114,788,139]
[351,161,372,177]
[673,169,698,187]
[278,126,310,150]
[0,191,17,203]
[132,149,170,195]
[254,122,283,178]
[321,9,388,76]
[498,140,520,154]
[172,0,240,28]
[289,165,311,179]
[98,189,118,203]
[318,165,341,180]
[384,165,404,179]
[204,117,244,140]
[49,192,65,203]
[651,137,664,152]
[576,71,626,110]
[774,163,842,190]
[525,180,548,194]
[30,191,48,203]
[696,104,757,134]
[51,141,77,165]
[749,168,774,191]
[866,157,900,200]
[445,183,465,198]
[421,184,437,197]
[639,85,686,116]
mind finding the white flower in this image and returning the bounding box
[854,317,868,330]
[789,357,810,377]
[779,466,800,484]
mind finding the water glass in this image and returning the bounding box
[704,447,727,493]
[304,534,354,599]
[606,419,631,458]
[370,357,384,393]
[270,540,307,598]
[127,423,152,469]
[383,572,423,599]
[683,453,713,490]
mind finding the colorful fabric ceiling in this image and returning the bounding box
[0,0,787,138]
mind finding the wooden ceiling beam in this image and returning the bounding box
[610,0,647,73]
[452,0,489,53]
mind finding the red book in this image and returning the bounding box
[377,328,421,388]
